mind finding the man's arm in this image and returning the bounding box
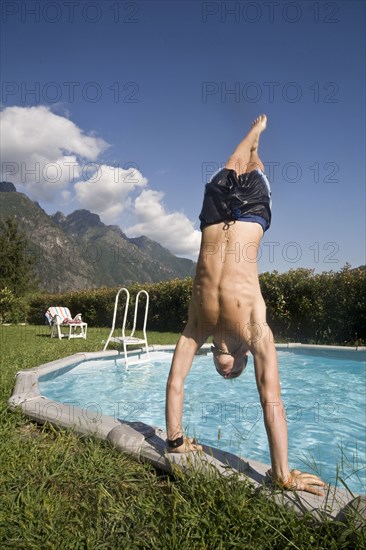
[252,334,325,496]
[165,301,205,452]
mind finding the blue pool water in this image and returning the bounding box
[40,349,366,493]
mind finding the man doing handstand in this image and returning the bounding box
[165,115,325,495]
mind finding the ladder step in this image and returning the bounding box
[110,337,146,344]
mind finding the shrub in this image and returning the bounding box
[0,287,28,324]
[26,267,366,345]
[260,266,366,344]
[27,279,193,333]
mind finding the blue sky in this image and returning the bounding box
[1,0,365,272]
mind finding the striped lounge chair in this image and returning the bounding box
[45,306,88,340]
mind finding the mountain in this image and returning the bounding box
[0,183,196,293]
[51,209,196,288]
[0,181,16,193]
[129,235,195,279]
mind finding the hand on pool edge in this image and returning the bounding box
[268,469,326,496]
[167,437,203,453]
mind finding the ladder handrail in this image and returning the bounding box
[130,290,149,339]
[103,288,130,351]
[103,288,150,364]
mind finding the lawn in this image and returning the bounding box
[0,325,364,549]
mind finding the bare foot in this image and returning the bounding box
[251,114,267,151]
[252,114,267,132]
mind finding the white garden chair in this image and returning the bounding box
[45,306,88,340]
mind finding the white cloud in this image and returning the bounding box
[0,105,108,201]
[74,165,148,222]
[127,189,201,257]
[1,105,200,258]
[61,190,72,203]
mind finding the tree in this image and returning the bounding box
[0,217,38,295]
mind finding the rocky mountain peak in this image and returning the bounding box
[52,211,67,224]
[0,181,17,192]
[67,209,103,227]
[52,209,104,235]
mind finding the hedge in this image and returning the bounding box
[260,266,366,344]
[27,279,193,334]
[24,266,366,345]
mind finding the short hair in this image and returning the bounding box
[214,352,248,379]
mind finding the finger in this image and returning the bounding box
[291,470,326,484]
[289,480,325,495]
[292,476,326,491]
[188,443,202,452]
[292,469,320,479]
[171,443,203,453]
[295,474,326,486]
[308,479,326,487]
[300,484,326,497]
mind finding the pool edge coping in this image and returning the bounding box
[8,345,366,525]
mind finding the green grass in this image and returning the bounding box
[0,325,364,549]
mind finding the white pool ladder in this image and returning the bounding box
[103,288,150,364]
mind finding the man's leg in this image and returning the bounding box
[225,114,267,175]
[246,148,265,173]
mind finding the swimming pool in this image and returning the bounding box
[39,347,366,494]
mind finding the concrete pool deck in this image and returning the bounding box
[8,344,366,525]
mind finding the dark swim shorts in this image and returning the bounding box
[199,168,272,233]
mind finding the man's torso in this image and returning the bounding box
[191,221,266,344]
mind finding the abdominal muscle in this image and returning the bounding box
[192,221,266,338]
